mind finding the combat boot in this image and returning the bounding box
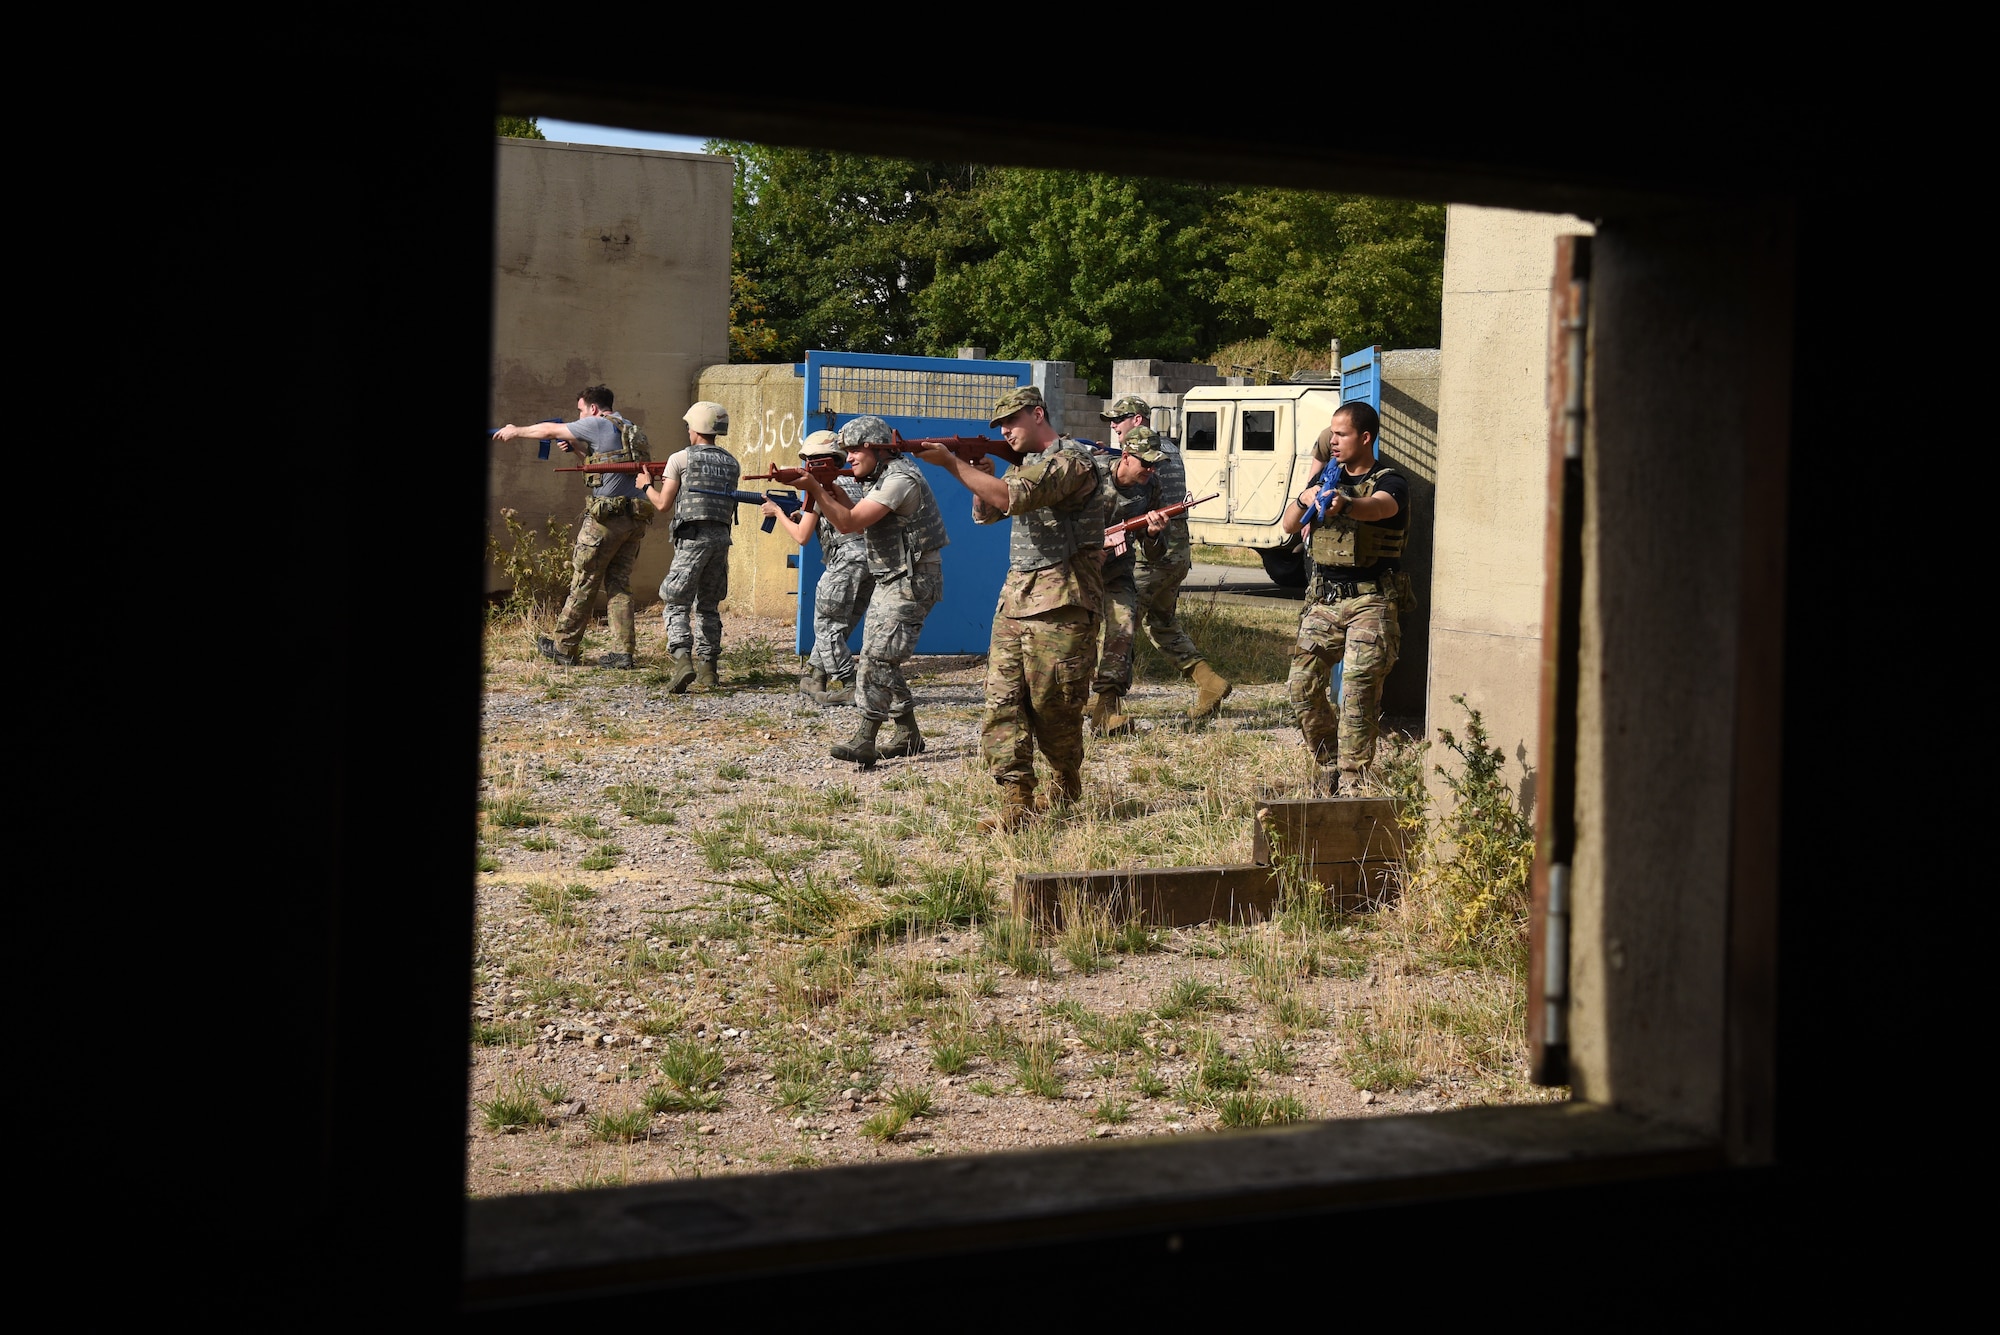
[877,712,926,759]
[1088,691,1129,736]
[1048,767,1083,808]
[799,664,827,698]
[818,675,856,706]
[1311,763,1341,797]
[665,651,697,694]
[1187,660,1233,720]
[537,635,579,667]
[695,659,720,688]
[600,652,635,670]
[978,783,1035,834]
[831,717,882,766]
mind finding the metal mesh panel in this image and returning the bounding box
[816,365,1017,422]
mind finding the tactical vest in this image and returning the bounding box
[673,444,741,526]
[583,412,650,500]
[818,477,868,564]
[859,458,949,578]
[1007,438,1115,573]
[1308,465,1408,568]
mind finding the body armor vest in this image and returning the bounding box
[818,477,868,564]
[1308,465,1407,568]
[859,458,949,578]
[1007,439,1115,573]
[673,444,741,526]
[1150,444,1191,542]
[583,412,649,500]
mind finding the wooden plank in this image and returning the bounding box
[1014,860,1399,928]
[1251,797,1403,866]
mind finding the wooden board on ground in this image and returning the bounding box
[1014,860,1398,928]
[1252,797,1404,867]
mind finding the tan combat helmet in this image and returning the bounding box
[684,401,730,435]
[798,429,844,460]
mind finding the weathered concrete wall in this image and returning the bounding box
[485,138,732,604]
[1425,206,1594,806]
[1378,349,1439,720]
[692,363,811,621]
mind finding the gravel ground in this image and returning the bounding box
[467,608,1549,1196]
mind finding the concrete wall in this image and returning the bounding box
[1425,206,1594,807]
[1377,349,1440,720]
[692,363,812,621]
[485,138,732,603]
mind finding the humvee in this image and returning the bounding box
[1175,381,1341,588]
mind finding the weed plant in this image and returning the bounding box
[487,508,574,619]
[591,1108,652,1142]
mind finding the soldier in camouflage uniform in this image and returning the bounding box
[493,384,653,669]
[792,415,950,766]
[1097,395,1232,722]
[1277,402,1408,794]
[636,401,740,694]
[762,430,874,704]
[914,385,1114,832]
[1087,423,1169,735]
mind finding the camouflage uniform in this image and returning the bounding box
[810,477,874,684]
[548,412,652,662]
[1287,458,1408,789]
[658,442,741,663]
[1133,438,1204,674]
[977,435,1115,801]
[1091,463,1152,697]
[853,457,948,723]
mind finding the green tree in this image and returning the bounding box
[917,170,1237,393]
[1209,191,1445,352]
[496,115,544,140]
[708,140,990,360]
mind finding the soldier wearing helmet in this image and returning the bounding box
[788,415,950,766]
[763,430,876,704]
[1095,395,1232,725]
[636,401,740,692]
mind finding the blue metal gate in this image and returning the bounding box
[1329,345,1383,706]
[795,350,1033,656]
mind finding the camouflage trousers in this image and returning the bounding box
[810,555,875,683]
[857,554,941,722]
[550,511,646,657]
[982,605,1099,794]
[658,526,730,661]
[1093,557,1201,694]
[1287,590,1400,782]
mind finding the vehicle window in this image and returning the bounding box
[1242,410,1276,451]
[1185,411,1217,451]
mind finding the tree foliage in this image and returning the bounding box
[496,115,544,140]
[708,144,1445,387]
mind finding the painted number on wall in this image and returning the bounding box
[754,410,798,454]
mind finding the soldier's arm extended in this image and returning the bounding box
[762,498,818,545]
[494,420,582,452]
[915,444,1011,512]
[636,465,680,512]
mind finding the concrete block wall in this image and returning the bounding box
[1028,361,1105,436]
[486,138,732,605]
[1377,350,1441,721]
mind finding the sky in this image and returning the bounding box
[535,120,712,156]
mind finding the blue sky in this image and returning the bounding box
[535,120,713,156]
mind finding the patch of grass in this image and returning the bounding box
[486,794,544,829]
[590,1107,652,1142]
[1195,1048,1255,1096]
[642,1083,723,1115]
[658,1036,726,1093]
[860,1107,911,1142]
[519,834,558,852]
[537,1082,568,1105]
[930,1039,969,1074]
[968,1079,1000,1096]
[836,1041,875,1075]
[562,813,606,838]
[1014,1036,1065,1099]
[720,864,866,937]
[892,959,943,1006]
[1154,978,1239,1020]
[579,843,622,871]
[1216,1092,1308,1128]
[523,881,594,926]
[479,1075,546,1131]
[476,850,502,874]
[888,1086,936,1119]
[473,1019,535,1047]
[1277,994,1329,1031]
[1342,1030,1422,1092]
[982,917,1053,979]
[855,838,898,888]
[1134,1068,1169,1099]
[718,762,750,781]
[540,766,565,783]
[609,782,665,819]
[1252,1036,1294,1075]
[1092,1097,1132,1125]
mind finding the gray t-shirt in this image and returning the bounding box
[868,468,925,516]
[570,416,640,501]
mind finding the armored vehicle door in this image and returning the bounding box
[1178,400,1232,516]
[1228,399,1294,524]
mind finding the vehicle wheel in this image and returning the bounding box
[1258,539,1308,588]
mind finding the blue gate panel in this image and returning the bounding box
[1339,344,1381,413]
[797,350,1034,657]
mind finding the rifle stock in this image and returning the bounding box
[1104,491,1220,556]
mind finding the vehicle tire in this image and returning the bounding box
[1258,538,1309,588]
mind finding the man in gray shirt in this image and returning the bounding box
[492,384,651,668]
